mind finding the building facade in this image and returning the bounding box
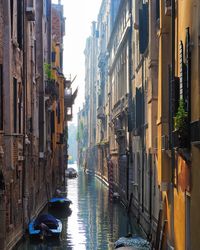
[157,0,200,249]
[130,0,160,241]
[0,0,74,248]
[84,22,99,173]
[96,0,110,183]
[78,0,200,249]
[0,0,26,248]
[107,0,132,202]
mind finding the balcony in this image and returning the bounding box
[45,80,59,100]
[97,106,105,120]
[65,80,72,88]
[64,87,78,107]
[173,129,189,149]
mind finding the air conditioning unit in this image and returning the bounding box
[26,7,35,21]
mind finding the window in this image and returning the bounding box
[136,87,143,131]
[27,0,34,8]
[0,171,5,191]
[156,0,160,21]
[13,78,17,133]
[17,0,23,49]
[0,65,3,130]
[10,0,13,37]
[18,83,22,133]
[57,102,60,124]
[52,51,56,63]
[139,3,149,54]
[51,111,55,134]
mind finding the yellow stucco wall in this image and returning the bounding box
[173,156,190,250]
[51,41,65,152]
[157,1,197,249]
[191,147,200,250]
[174,189,185,250]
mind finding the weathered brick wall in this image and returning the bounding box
[52,7,61,43]
[0,0,3,64]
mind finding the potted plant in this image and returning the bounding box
[174,99,189,148]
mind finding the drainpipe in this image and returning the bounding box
[22,0,29,228]
[170,0,175,245]
[48,0,52,65]
[127,0,133,202]
[141,58,144,213]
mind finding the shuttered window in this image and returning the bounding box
[156,0,160,20]
[136,87,143,130]
[51,111,55,134]
[10,0,13,37]
[13,78,17,133]
[52,51,56,63]
[17,0,23,49]
[139,3,149,54]
[57,102,60,124]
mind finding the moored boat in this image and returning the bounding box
[65,167,77,178]
[49,197,72,209]
[28,213,62,239]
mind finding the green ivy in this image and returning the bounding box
[174,99,188,132]
[44,63,53,79]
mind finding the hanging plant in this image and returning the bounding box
[174,99,188,132]
[174,99,189,148]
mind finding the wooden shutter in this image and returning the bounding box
[139,3,149,54]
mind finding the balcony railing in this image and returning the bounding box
[64,87,78,107]
[45,80,59,100]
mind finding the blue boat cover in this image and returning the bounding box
[50,197,71,203]
[34,214,58,228]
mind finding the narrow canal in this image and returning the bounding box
[16,164,143,250]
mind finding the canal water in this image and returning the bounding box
[16,164,143,250]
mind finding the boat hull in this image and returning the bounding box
[49,197,72,209]
[28,219,62,239]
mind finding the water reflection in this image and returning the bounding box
[16,164,142,250]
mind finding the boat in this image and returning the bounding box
[114,235,151,249]
[49,197,72,209]
[28,213,62,239]
[65,167,78,178]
